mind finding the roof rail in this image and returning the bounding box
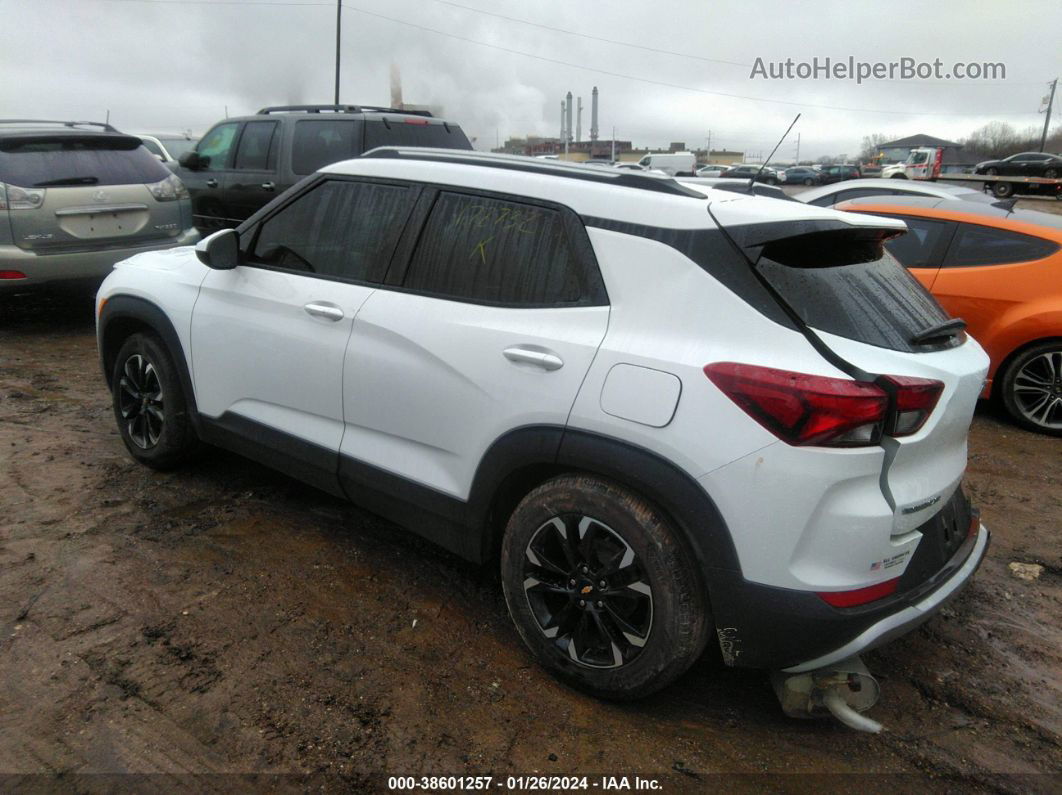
[256,104,433,118]
[360,147,706,198]
[0,119,119,132]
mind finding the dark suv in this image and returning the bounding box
[818,164,862,185]
[176,105,473,230]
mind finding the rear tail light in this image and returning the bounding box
[704,363,945,446]
[146,173,189,202]
[0,182,45,210]
[403,118,430,125]
[704,363,887,447]
[881,375,943,436]
[817,577,899,607]
[0,270,27,280]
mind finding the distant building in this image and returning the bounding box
[493,136,632,160]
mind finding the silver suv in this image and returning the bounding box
[0,120,199,293]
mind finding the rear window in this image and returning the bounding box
[363,119,472,151]
[755,230,953,352]
[0,135,170,187]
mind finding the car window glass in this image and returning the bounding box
[404,192,584,306]
[140,139,163,157]
[808,193,838,207]
[233,121,278,171]
[883,216,949,268]
[0,136,170,187]
[251,180,415,282]
[197,123,239,171]
[292,120,357,175]
[363,119,472,150]
[945,223,1059,267]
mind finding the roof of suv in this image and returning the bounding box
[222,104,453,126]
[324,148,907,235]
[0,119,122,141]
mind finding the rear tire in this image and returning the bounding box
[998,341,1062,436]
[500,475,710,700]
[111,333,201,469]
[992,181,1014,198]
[803,178,814,186]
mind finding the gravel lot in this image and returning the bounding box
[0,195,1059,792]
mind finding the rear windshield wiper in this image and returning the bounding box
[32,176,99,187]
[911,317,966,345]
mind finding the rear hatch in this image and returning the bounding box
[709,195,989,535]
[0,132,182,253]
[362,115,473,151]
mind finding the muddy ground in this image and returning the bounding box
[1,199,1060,793]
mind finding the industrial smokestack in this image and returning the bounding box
[390,63,403,109]
[590,86,599,142]
[565,92,573,144]
[576,97,582,143]
[560,100,566,141]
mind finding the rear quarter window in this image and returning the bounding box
[292,120,359,175]
[0,136,170,187]
[363,119,472,151]
[944,223,1059,267]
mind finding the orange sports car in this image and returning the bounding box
[837,195,1062,435]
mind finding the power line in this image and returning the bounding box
[30,0,1048,117]
[339,5,1041,117]
[429,0,751,68]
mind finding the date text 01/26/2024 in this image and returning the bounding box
[387,775,663,791]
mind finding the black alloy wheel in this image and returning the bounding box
[522,514,653,669]
[118,353,165,449]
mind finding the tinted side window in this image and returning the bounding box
[945,223,1059,267]
[197,122,239,171]
[234,121,278,171]
[404,192,585,306]
[292,120,358,175]
[251,180,416,282]
[884,216,950,268]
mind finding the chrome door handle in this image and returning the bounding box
[261,182,276,191]
[304,301,344,321]
[503,346,564,371]
[205,178,218,188]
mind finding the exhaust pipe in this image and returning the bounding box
[770,655,883,733]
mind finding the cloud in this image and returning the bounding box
[1,0,1058,159]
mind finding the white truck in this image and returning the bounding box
[904,146,1062,199]
[637,151,697,176]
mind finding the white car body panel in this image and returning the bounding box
[341,290,609,499]
[190,266,376,451]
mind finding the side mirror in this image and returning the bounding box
[195,228,239,270]
[178,151,205,170]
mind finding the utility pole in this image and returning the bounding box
[611,126,616,161]
[706,129,711,155]
[1040,78,1057,153]
[334,0,342,105]
[795,132,801,164]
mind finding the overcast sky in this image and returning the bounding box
[2,0,1060,159]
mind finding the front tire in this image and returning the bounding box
[999,341,1062,436]
[500,475,710,700]
[111,333,200,469]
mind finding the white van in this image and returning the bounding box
[637,151,696,176]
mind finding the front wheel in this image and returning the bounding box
[500,475,710,700]
[986,167,999,176]
[992,181,1014,198]
[1045,168,1058,179]
[999,342,1062,436]
[112,333,201,469]
[803,177,814,186]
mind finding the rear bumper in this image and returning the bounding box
[0,228,199,291]
[706,520,989,671]
[784,522,989,672]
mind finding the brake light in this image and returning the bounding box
[881,375,943,436]
[403,118,430,125]
[0,270,27,279]
[817,577,899,607]
[704,363,888,447]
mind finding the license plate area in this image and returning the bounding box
[57,207,149,239]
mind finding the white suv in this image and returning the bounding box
[96,149,990,700]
